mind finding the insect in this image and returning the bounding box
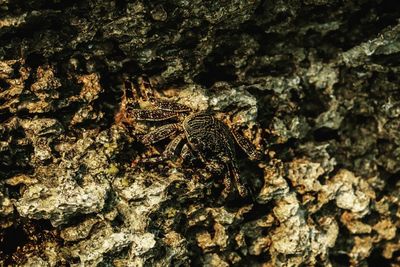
[117,79,261,199]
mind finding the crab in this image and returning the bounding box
[117,79,261,199]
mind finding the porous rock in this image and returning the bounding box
[1,0,400,266]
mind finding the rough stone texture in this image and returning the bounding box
[1,0,400,266]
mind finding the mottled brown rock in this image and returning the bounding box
[1,0,400,266]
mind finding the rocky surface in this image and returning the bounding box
[1,0,400,266]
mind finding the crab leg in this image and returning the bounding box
[141,123,181,145]
[227,163,248,197]
[141,134,185,164]
[180,143,197,165]
[115,82,137,125]
[128,109,180,121]
[232,128,262,160]
[220,172,233,200]
[163,134,185,159]
[137,76,154,101]
[149,98,192,113]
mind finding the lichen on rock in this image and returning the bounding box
[1,0,400,266]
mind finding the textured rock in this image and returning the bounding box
[1,0,400,266]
